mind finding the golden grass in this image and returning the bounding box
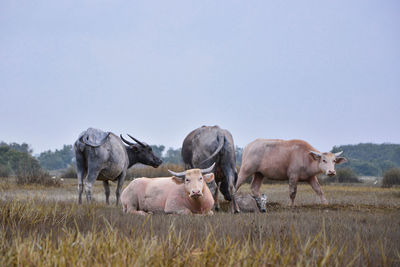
[1,179,400,266]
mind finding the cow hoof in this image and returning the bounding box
[214,206,220,212]
[260,209,266,213]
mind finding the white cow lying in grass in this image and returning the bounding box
[121,164,215,215]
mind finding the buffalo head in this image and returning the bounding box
[120,134,162,168]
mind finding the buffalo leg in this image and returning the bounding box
[250,173,265,212]
[213,181,221,211]
[84,169,100,203]
[288,176,298,207]
[103,180,110,205]
[115,170,127,206]
[75,150,86,204]
[309,176,328,204]
[225,170,239,213]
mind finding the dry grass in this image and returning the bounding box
[0,179,399,266]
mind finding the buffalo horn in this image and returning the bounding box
[120,134,135,146]
[127,134,146,147]
[200,163,216,174]
[168,169,186,177]
[334,151,343,157]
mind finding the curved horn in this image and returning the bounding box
[120,134,134,146]
[200,163,216,174]
[168,169,186,177]
[334,151,343,157]
[127,134,146,147]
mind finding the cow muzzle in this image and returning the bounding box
[190,190,203,198]
[327,170,336,177]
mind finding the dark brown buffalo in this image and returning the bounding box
[235,139,347,211]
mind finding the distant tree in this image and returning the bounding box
[38,145,74,170]
[0,142,41,177]
[334,168,360,183]
[382,168,400,188]
[0,141,32,154]
[150,145,165,159]
[332,143,400,176]
[163,147,182,165]
[235,146,243,166]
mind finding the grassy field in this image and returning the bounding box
[1,178,399,266]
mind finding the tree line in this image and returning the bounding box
[332,143,400,176]
[1,141,399,176]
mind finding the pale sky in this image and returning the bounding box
[1,1,399,154]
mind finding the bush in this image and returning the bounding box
[15,156,60,186]
[61,165,77,178]
[334,168,361,183]
[0,164,11,177]
[382,168,400,188]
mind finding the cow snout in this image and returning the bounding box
[190,190,202,198]
[327,170,336,176]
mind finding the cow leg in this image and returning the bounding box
[235,168,252,191]
[288,176,298,207]
[309,176,328,204]
[174,209,192,215]
[75,150,86,204]
[103,180,110,205]
[250,173,266,212]
[115,170,127,206]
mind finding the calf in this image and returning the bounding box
[235,192,267,213]
[121,164,216,215]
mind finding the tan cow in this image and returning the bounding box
[235,139,347,211]
[121,164,216,215]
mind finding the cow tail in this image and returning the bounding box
[199,132,225,166]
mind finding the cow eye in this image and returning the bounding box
[323,159,327,163]
[185,179,189,183]
[199,177,203,180]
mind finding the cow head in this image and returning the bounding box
[253,193,268,213]
[168,163,215,199]
[309,151,347,176]
[120,134,163,168]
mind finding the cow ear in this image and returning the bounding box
[203,173,215,183]
[309,151,321,161]
[172,176,185,184]
[335,157,347,165]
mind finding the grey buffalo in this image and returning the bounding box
[74,128,162,205]
[181,125,239,212]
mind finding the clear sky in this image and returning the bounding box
[1,1,399,154]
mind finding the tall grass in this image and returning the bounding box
[1,198,399,266]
